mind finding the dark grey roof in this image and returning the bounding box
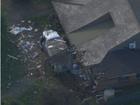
[52,0,139,33]
[92,49,140,78]
[52,0,108,33]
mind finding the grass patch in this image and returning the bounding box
[30,15,61,29]
[2,80,46,105]
[27,0,64,34]
[28,14,64,34]
[17,80,45,105]
[1,11,26,93]
[2,96,20,105]
[81,97,98,105]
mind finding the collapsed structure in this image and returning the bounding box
[40,30,73,72]
[52,0,140,66]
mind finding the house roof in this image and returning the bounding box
[53,0,91,5]
[52,0,109,33]
[92,49,140,79]
[52,0,140,66]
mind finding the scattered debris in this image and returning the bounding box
[7,54,18,60]
[8,20,46,79]
[34,29,38,32]
[27,20,32,24]
[21,20,25,23]
[9,25,32,35]
[31,52,39,59]
[30,73,33,76]
[37,65,42,69]
[43,30,60,40]
[18,41,34,53]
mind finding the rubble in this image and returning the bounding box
[21,20,25,23]
[9,20,46,79]
[27,20,32,24]
[31,52,39,59]
[34,29,38,32]
[9,25,33,35]
[36,65,42,69]
[43,30,60,40]
[30,73,33,76]
[7,54,18,60]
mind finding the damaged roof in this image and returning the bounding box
[52,0,140,66]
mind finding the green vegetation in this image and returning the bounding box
[2,96,20,105]
[81,97,98,105]
[28,0,64,34]
[2,80,46,105]
[17,80,45,105]
[2,1,80,105]
[1,11,26,93]
[29,14,63,34]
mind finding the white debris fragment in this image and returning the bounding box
[37,65,42,69]
[34,29,38,32]
[43,30,60,41]
[59,47,65,50]
[21,20,25,23]
[32,52,39,59]
[9,25,32,35]
[7,54,18,60]
[28,20,32,23]
[48,45,54,48]
[54,39,66,43]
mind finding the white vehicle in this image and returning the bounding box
[40,30,67,56]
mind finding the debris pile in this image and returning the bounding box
[9,25,32,35]
[8,19,96,97]
[9,20,46,79]
[41,30,67,56]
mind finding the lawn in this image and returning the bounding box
[1,11,27,93]
[81,97,98,105]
